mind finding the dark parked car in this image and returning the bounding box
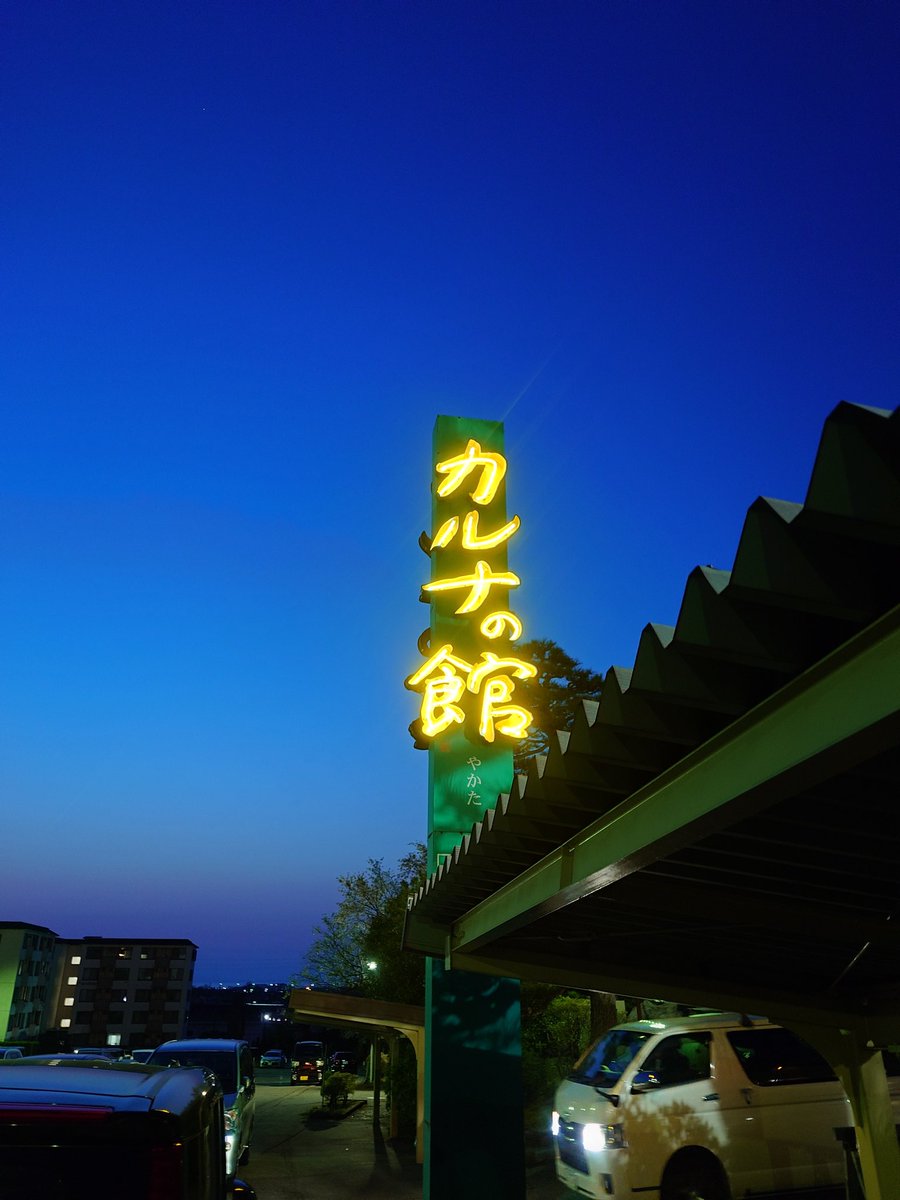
[290,1040,324,1085]
[327,1049,356,1073]
[259,1048,286,1068]
[290,1055,321,1085]
[0,1058,256,1199]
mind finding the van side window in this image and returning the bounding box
[727,1028,836,1086]
[642,1032,711,1087]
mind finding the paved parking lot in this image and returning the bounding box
[242,1077,421,1200]
[246,1071,855,1200]
[243,1075,561,1200]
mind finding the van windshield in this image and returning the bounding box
[150,1050,236,1092]
[568,1029,652,1085]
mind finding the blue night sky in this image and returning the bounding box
[1,2,896,983]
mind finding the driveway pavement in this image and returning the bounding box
[242,1078,561,1200]
[242,1080,421,1200]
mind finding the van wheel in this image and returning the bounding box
[662,1158,729,1200]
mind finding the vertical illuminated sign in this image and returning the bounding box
[408,415,527,1200]
[406,416,535,871]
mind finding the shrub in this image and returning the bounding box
[320,1071,356,1110]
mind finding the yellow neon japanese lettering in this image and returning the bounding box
[422,560,520,614]
[435,439,507,505]
[410,428,535,748]
[479,610,524,641]
[461,510,520,549]
[466,651,537,692]
[429,516,459,550]
[405,644,474,690]
[477,675,533,743]
[429,511,520,552]
[420,669,466,736]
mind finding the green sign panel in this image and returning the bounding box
[410,415,527,1200]
[408,414,535,870]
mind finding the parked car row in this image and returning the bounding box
[0,1037,256,1198]
[285,1041,359,1086]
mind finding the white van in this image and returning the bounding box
[553,1012,898,1200]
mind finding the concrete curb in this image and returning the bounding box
[306,1098,369,1123]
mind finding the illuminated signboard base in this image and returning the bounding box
[424,962,524,1200]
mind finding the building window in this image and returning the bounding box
[60,1019,71,1028]
[70,956,82,965]
[67,976,78,985]
[63,998,75,1007]
[113,968,130,981]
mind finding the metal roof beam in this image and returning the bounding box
[431,605,899,958]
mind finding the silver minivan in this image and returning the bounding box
[148,1037,255,1181]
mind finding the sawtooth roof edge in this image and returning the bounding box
[408,401,900,920]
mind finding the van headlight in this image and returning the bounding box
[583,1122,625,1151]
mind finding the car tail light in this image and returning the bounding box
[0,1103,113,1123]
[148,1141,183,1200]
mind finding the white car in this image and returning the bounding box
[259,1049,286,1068]
[554,1011,900,1200]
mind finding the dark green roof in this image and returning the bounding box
[404,402,900,1033]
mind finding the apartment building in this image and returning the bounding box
[0,922,58,1043]
[51,937,197,1049]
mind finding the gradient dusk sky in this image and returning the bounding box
[1,2,896,983]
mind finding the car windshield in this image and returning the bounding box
[568,1028,652,1085]
[151,1049,236,1091]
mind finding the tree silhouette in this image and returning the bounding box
[514,638,604,768]
[298,845,426,996]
